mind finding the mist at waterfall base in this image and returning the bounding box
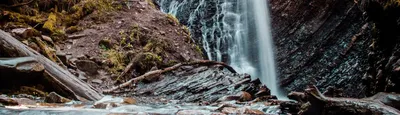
[156,0,286,98]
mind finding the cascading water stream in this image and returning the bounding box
[156,0,284,98]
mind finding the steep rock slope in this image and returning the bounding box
[359,0,400,96]
[0,0,204,95]
[270,0,371,97]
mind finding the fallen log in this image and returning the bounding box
[103,60,236,93]
[0,30,103,101]
[299,85,400,115]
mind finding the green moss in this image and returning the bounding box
[167,60,179,66]
[66,26,81,33]
[69,0,114,20]
[143,38,171,55]
[167,13,179,25]
[129,24,140,41]
[42,13,66,39]
[5,11,45,26]
[43,13,57,32]
[132,52,162,74]
[182,26,192,43]
[146,0,156,9]
[144,52,162,62]
[103,49,126,74]
[194,45,203,55]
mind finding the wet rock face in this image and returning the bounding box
[132,66,266,103]
[270,0,371,97]
[358,0,400,96]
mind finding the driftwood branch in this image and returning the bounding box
[0,30,103,101]
[299,85,400,115]
[103,60,236,93]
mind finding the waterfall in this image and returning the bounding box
[250,0,281,97]
[156,0,283,97]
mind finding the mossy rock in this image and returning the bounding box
[143,38,173,55]
[42,13,57,33]
[99,39,113,50]
[132,52,162,74]
[103,49,126,74]
[166,13,179,25]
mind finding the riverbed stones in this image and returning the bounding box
[0,95,18,106]
[44,92,71,103]
[176,110,213,115]
[13,98,36,105]
[237,91,252,102]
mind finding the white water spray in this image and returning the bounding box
[250,0,282,97]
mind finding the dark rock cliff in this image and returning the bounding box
[270,0,371,97]
[358,0,400,96]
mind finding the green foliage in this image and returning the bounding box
[133,52,162,74]
[103,49,126,74]
[194,45,203,55]
[143,38,171,55]
[129,24,140,41]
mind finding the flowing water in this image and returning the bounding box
[156,0,284,97]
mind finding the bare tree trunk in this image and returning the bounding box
[0,30,103,101]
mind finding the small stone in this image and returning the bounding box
[93,103,107,109]
[123,97,137,104]
[150,66,158,71]
[181,66,194,70]
[41,35,54,43]
[180,53,191,61]
[13,98,36,105]
[77,55,88,60]
[28,42,40,52]
[69,69,78,76]
[255,85,271,97]
[75,60,99,75]
[237,91,252,102]
[160,31,166,35]
[78,72,88,81]
[242,108,264,114]
[177,110,212,115]
[217,95,241,102]
[45,92,71,103]
[222,107,239,114]
[12,28,34,39]
[91,79,103,84]
[394,66,400,72]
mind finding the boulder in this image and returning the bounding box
[45,92,71,103]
